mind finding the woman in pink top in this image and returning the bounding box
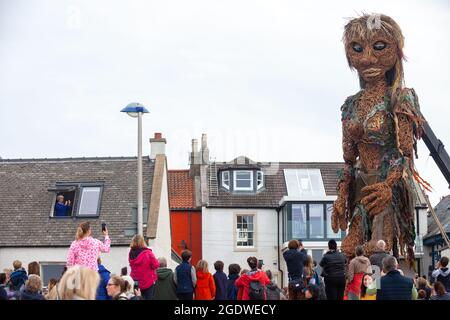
[128,235,159,300]
[67,222,111,271]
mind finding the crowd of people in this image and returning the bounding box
[1,222,449,301]
[282,238,450,300]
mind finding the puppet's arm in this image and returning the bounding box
[332,124,357,232]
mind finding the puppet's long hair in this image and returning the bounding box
[342,13,405,105]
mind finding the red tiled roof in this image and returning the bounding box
[168,170,197,209]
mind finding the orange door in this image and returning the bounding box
[170,211,202,266]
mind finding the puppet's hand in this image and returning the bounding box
[332,193,347,232]
[361,182,392,216]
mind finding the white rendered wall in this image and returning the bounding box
[202,208,279,280]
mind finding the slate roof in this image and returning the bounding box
[0,157,154,247]
[425,195,450,239]
[168,170,197,210]
[206,157,344,208]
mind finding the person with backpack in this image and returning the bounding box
[226,263,240,300]
[283,239,307,300]
[235,257,270,300]
[431,256,450,292]
[265,270,283,300]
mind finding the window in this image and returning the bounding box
[283,202,344,241]
[234,171,253,191]
[291,204,307,239]
[284,169,326,198]
[236,215,254,247]
[48,183,103,218]
[309,204,324,238]
[125,204,149,236]
[257,171,264,190]
[221,171,230,190]
[48,185,77,217]
[40,263,66,284]
[78,186,102,216]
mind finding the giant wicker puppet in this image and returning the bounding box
[331,14,426,266]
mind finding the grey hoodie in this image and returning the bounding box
[432,267,450,278]
[348,256,371,282]
[432,267,450,291]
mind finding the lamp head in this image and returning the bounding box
[120,102,149,118]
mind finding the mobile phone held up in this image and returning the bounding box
[101,223,106,232]
[134,280,139,291]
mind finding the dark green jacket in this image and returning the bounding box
[153,268,178,300]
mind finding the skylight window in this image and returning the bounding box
[284,169,326,198]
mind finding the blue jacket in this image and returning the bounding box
[54,202,71,216]
[283,248,307,281]
[20,290,45,300]
[226,274,239,300]
[213,271,228,300]
[175,262,194,294]
[9,269,28,291]
[96,264,111,300]
[0,285,7,300]
[377,270,414,300]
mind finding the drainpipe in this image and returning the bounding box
[277,207,284,288]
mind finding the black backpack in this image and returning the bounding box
[248,280,265,300]
[265,283,280,300]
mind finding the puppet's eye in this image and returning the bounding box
[352,43,363,53]
[373,41,386,50]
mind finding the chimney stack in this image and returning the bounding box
[201,134,209,164]
[150,132,166,159]
[192,139,198,154]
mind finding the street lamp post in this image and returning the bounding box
[121,102,149,236]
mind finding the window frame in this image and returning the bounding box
[283,169,326,198]
[257,170,264,190]
[49,184,79,218]
[234,213,257,252]
[233,170,254,191]
[40,262,67,285]
[76,185,104,217]
[221,170,230,190]
[283,202,345,242]
[49,182,104,218]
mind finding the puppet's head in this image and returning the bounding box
[343,14,405,94]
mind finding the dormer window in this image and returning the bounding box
[219,169,264,192]
[234,171,253,191]
[221,171,230,190]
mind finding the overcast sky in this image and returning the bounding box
[1,0,449,205]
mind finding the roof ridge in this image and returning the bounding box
[0,156,150,162]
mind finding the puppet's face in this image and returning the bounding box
[346,30,398,84]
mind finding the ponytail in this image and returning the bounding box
[76,222,90,240]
